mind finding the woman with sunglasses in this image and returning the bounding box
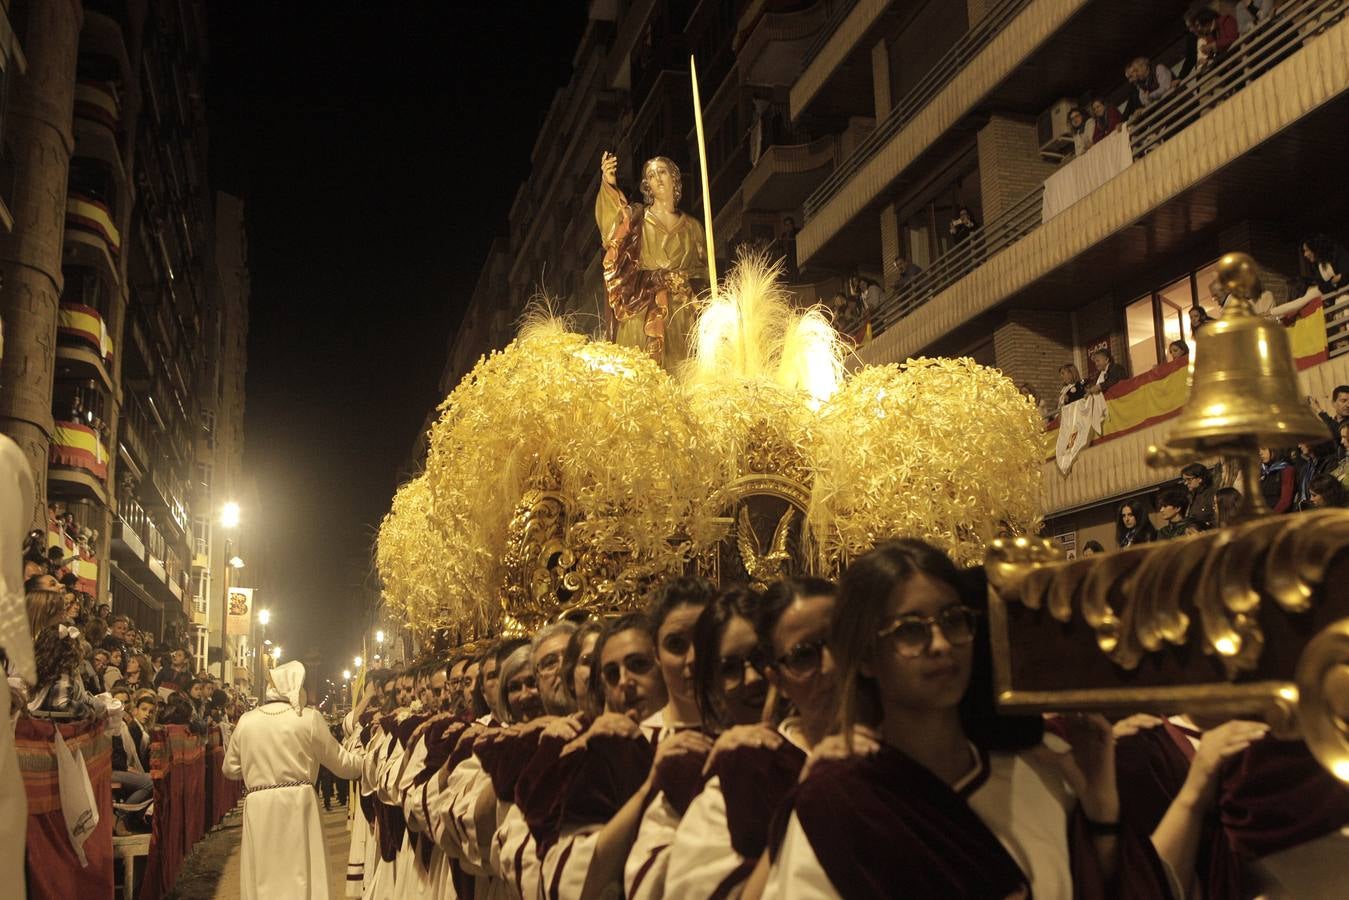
[535,611,712,900]
[663,579,836,900]
[759,539,1171,899]
[627,587,771,899]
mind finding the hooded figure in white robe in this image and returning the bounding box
[224,660,365,899]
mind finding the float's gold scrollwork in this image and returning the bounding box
[1296,618,1349,784]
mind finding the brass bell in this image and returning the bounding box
[1165,253,1325,451]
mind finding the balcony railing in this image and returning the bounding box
[803,0,1032,220]
[866,0,1346,339]
[799,0,860,73]
[73,80,121,131]
[1326,284,1349,358]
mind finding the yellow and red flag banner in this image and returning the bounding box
[57,302,115,361]
[49,421,109,482]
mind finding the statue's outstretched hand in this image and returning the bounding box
[601,151,618,187]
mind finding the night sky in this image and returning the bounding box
[206,2,586,679]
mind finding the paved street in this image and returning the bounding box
[166,801,352,899]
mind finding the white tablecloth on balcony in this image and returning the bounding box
[1042,124,1134,221]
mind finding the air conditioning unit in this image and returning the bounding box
[1037,98,1077,161]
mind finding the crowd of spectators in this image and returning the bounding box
[1101,385,1349,550]
[9,537,250,837]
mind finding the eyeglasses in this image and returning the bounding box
[506,675,537,694]
[660,633,691,657]
[600,653,656,687]
[447,677,470,690]
[535,652,562,674]
[718,651,767,689]
[775,640,827,676]
[876,605,980,658]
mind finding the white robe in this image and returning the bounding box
[223,704,364,900]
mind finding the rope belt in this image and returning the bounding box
[244,780,311,796]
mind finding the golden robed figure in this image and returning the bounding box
[595,151,707,369]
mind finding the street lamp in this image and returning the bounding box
[257,609,270,626]
[220,501,241,529]
[272,646,282,661]
[342,669,351,681]
[375,630,385,644]
[354,655,362,669]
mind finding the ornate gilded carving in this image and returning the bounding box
[1296,618,1349,783]
[742,419,811,486]
[736,503,796,589]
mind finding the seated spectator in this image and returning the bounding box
[28,622,97,716]
[1215,485,1242,525]
[158,691,207,736]
[1301,234,1349,294]
[1156,487,1192,539]
[1086,347,1127,394]
[1058,362,1086,410]
[1258,447,1296,513]
[1187,5,1239,70]
[1331,424,1349,491]
[153,645,194,693]
[1088,97,1122,143]
[1167,339,1189,362]
[122,651,151,690]
[1067,106,1093,156]
[1117,497,1159,547]
[1081,540,1105,556]
[111,688,155,834]
[1180,462,1218,528]
[1123,56,1174,116]
[103,644,124,692]
[104,613,132,654]
[948,206,979,244]
[88,648,111,694]
[1307,473,1349,508]
[1234,0,1275,35]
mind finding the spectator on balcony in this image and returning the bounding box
[948,206,979,245]
[1167,339,1189,362]
[1156,487,1192,539]
[893,254,923,288]
[1310,386,1349,445]
[1188,302,1215,333]
[855,276,883,313]
[1215,486,1243,525]
[1117,497,1158,547]
[1058,363,1087,411]
[780,217,799,278]
[154,645,194,693]
[1307,473,1349,508]
[1081,540,1106,556]
[1067,106,1093,156]
[1234,0,1275,35]
[1088,97,1123,143]
[1123,57,1175,116]
[1180,463,1218,528]
[1086,348,1127,395]
[1300,234,1349,294]
[1186,6,1240,71]
[1258,447,1297,513]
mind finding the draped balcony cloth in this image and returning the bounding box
[14,715,115,900]
[1043,296,1330,463]
[140,725,206,900]
[48,421,110,482]
[57,302,115,362]
[1042,124,1135,221]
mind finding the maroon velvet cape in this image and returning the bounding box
[776,743,1172,900]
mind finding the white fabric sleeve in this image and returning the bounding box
[624,790,681,900]
[313,711,364,780]
[665,777,745,900]
[762,813,841,900]
[539,826,602,900]
[222,716,243,780]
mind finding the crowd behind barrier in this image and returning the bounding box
[14,715,242,900]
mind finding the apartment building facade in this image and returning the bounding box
[434,0,1349,549]
[0,0,250,666]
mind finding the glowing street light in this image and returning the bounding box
[257,609,270,626]
[219,501,241,529]
[375,630,385,644]
[342,669,351,680]
[354,655,363,668]
[229,555,245,569]
[271,646,282,661]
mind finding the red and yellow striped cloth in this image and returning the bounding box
[57,302,115,361]
[65,195,122,255]
[48,420,109,482]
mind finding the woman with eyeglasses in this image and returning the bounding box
[757,539,1171,899]
[626,587,771,899]
[663,578,837,900]
[533,610,713,900]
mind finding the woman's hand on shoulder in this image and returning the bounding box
[542,713,586,743]
[703,724,782,775]
[800,727,880,781]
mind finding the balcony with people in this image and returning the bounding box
[48,379,112,504]
[852,0,1349,368]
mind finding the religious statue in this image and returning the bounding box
[595,151,707,369]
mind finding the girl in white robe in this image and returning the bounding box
[223,661,365,900]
